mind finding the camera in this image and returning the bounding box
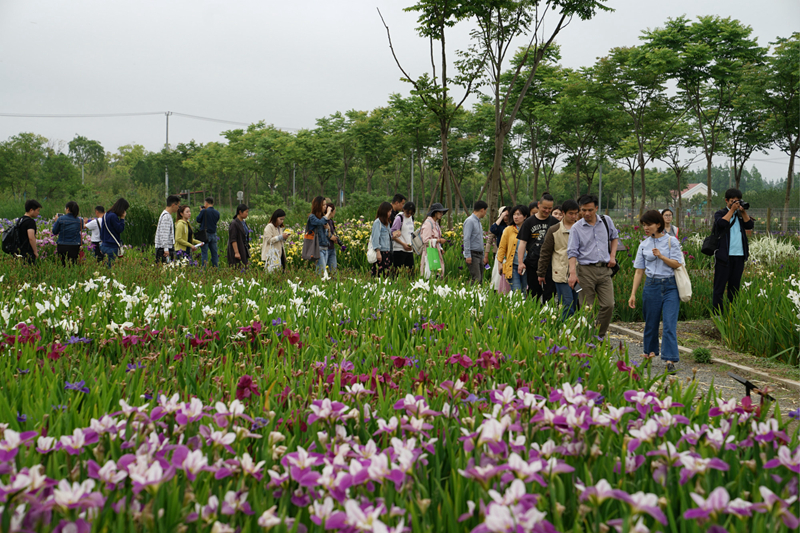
[737,200,750,210]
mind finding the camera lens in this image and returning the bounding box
[739,201,750,210]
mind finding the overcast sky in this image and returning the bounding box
[1,0,797,181]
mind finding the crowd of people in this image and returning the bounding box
[10,187,754,373]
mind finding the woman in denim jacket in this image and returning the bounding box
[307,196,332,275]
[52,201,85,265]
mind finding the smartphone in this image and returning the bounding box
[574,282,582,293]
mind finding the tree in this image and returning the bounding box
[5,133,48,198]
[40,152,81,198]
[643,16,767,217]
[765,33,799,231]
[68,135,105,184]
[379,0,479,227]
[658,121,702,228]
[347,108,393,195]
[596,45,683,216]
[466,0,610,221]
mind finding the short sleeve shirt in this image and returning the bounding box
[17,216,37,257]
[634,234,684,278]
[518,215,558,264]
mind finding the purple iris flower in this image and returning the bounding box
[17,368,30,374]
[272,318,285,326]
[126,362,145,373]
[16,412,26,423]
[65,380,90,394]
[65,336,93,345]
[788,408,800,420]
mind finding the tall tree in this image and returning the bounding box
[643,16,766,217]
[68,135,105,184]
[596,45,682,215]
[379,0,479,227]
[5,133,48,198]
[765,33,799,231]
[658,122,702,228]
[467,0,609,220]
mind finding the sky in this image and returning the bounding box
[1,0,797,181]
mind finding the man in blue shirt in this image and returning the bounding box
[712,188,754,312]
[196,197,221,267]
[463,200,488,284]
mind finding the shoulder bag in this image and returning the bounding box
[668,236,692,303]
[104,214,124,257]
[701,218,720,257]
[409,218,425,255]
[301,222,320,261]
[366,222,378,264]
[599,215,620,277]
[195,210,208,243]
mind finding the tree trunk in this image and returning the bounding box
[705,155,713,220]
[630,168,636,224]
[575,154,582,198]
[782,147,796,232]
[486,130,506,223]
[638,150,647,217]
[676,169,683,229]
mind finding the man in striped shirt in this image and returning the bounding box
[155,195,181,263]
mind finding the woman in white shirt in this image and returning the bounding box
[391,201,416,275]
[84,205,105,262]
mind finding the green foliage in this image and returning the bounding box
[693,347,713,364]
[123,204,158,248]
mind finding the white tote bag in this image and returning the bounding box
[669,237,692,302]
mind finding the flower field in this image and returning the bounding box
[0,264,798,533]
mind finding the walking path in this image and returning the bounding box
[606,323,800,414]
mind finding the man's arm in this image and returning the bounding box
[463,219,473,260]
[28,229,38,257]
[609,239,619,267]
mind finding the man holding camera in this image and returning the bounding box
[713,188,754,313]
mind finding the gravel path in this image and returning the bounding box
[605,329,796,411]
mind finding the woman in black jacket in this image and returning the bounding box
[227,204,250,267]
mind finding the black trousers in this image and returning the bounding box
[713,256,745,313]
[57,244,81,265]
[155,248,175,263]
[526,256,555,304]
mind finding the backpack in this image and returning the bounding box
[1,218,21,255]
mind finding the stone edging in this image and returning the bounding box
[607,324,800,393]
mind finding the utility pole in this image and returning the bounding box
[292,163,296,204]
[728,160,733,189]
[598,162,603,212]
[410,151,415,205]
[165,111,172,197]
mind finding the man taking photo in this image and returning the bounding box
[712,188,754,313]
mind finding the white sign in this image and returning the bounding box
[236,191,244,201]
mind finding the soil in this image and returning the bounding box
[609,320,800,424]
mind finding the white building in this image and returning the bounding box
[672,183,717,201]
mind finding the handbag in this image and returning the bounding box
[302,227,319,261]
[498,273,511,294]
[366,239,378,264]
[668,237,692,302]
[408,216,425,255]
[599,215,619,277]
[195,210,208,243]
[701,220,720,257]
[426,245,442,271]
[103,214,124,257]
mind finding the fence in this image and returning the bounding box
[603,207,800,233]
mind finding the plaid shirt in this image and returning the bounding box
[154,210,175,250]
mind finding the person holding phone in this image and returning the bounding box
[52,201,85,265]
[84,206,105,262]
[261,208,290,273]
[307,196,332,276]
[175,205,204,257]
[99,198,128,267]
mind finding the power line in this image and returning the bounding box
[0,110,299,131]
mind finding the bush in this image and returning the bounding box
[693,347,712,364]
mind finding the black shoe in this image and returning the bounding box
[666,362,677,375]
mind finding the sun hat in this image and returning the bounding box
[428,203,449,217]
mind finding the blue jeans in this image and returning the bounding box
[324,248,337,273]
[554,282,578,320]
[100,245,118,267]
[200,233,219,267]
[643,276,680,362]
[511,265,528,293]
[317,248,330,275]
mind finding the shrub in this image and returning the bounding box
[693,347,712,364]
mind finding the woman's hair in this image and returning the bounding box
[376,202,392,225]
[269,209,286,227]
[108,198,129,217]
[235,204,248,218]
[311,196,325,218]
[403,201,416,216]
[640,210,665,233]
[65,201,79,217]
[661,208,674,218]
[510,204,530,223]
[177,205,191,220]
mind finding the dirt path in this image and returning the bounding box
[608,321,799,417]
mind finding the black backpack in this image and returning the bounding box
[1,218,21,255]
[701,220,720,256]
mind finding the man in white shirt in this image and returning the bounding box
[84,205,105,262]
[155,195,181,263]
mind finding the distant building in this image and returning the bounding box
[671,183,717,202]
